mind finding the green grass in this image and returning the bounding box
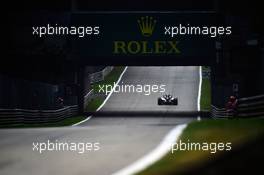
[137,118,264,175]
[85,97,105,112]
[200,67,211,111]
[0,116,86,128]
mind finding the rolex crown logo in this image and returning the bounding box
[137,16,157,37]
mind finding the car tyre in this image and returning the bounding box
[172,98,178,105]
[158,98,163,105]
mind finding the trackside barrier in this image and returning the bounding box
[0,105,78,126]
[84,66,114,106]
[89,66,113,83]
[84,66,114,107]
[0,67,114,127]
[237,94,264,117]
[211,105,233,119]
[211,94,264,118]
[84,89,94,107]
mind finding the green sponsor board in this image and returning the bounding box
[71,12,221,60]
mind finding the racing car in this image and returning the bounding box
[158,94,178,105]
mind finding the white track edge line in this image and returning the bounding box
[72,66,128,126]
[72,116,92,126]
[112,124,187,175]
[197,66,202,121]
[96,66,128,112]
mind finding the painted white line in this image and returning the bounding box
[113,124,187,175]
[72,66,128,126]
[96,66,128,112]
[197,66,202,121]
[72,116,92,126]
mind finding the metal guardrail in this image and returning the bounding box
[84,89,94,107]
[211,105,233,119]
[0,67,114,127]
[89,66,113,83]
[0,105,78,126]
[84,66,113,107]
[237,94,264,117]
[211,94,264,119]
[202,68,211,79]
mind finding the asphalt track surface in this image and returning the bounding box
[0,66,199,175]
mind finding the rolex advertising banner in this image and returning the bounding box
[69,12,225,64]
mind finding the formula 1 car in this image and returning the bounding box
[158,94,178,105]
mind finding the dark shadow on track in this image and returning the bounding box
[84,110,210,118]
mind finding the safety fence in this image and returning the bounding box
[0,67,114,127]
[211,105,231,119]
[0,105,78,126]
[211,94,264,119]
[89,66,113,83]
[202,67,211,79]
[84,89,94,107]
[84,66,113,107]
